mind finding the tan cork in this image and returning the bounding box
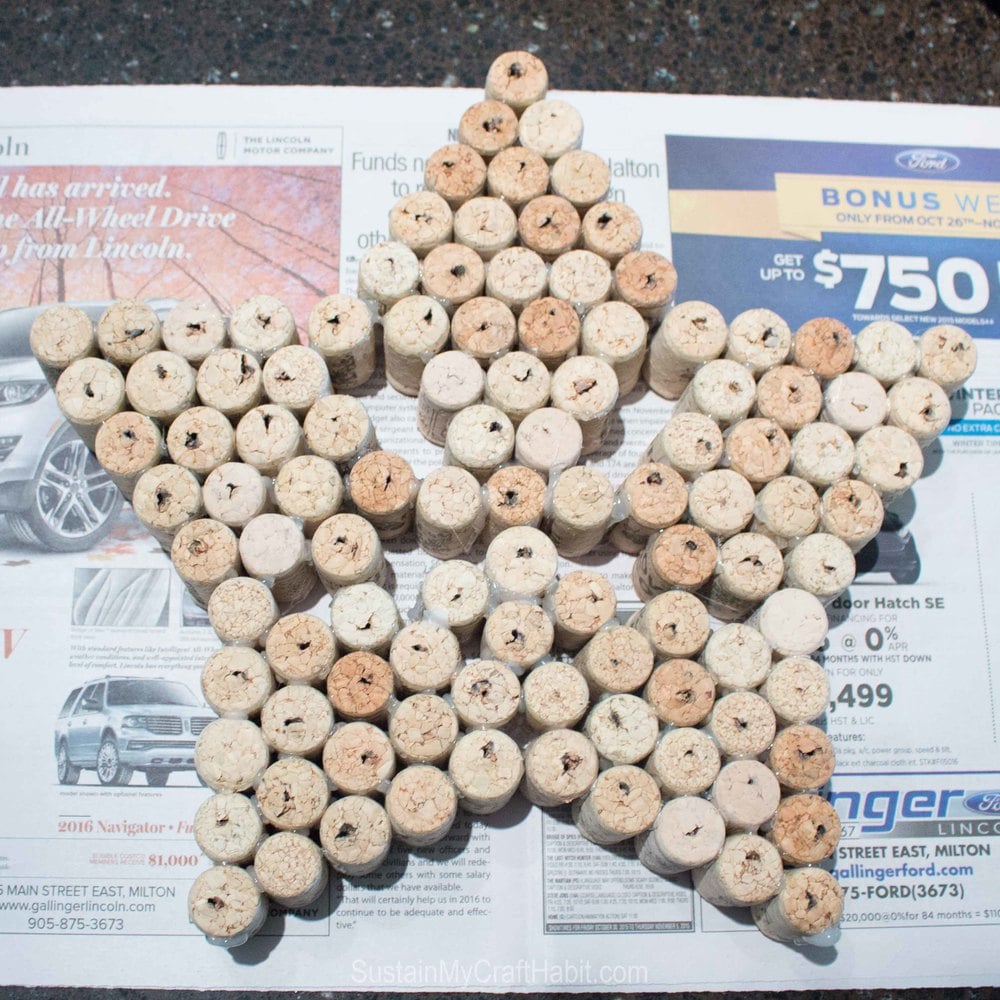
[94,411,163,499]
[319,795,392,876]
[420,242,486,311]
[30,304,95,384]
[55,357,126,448]
[124,350,197,423]
[449,729,524,814]
[188,866,264,944]
[704,691,777,760]
[749,588,828,657]
[253,831,327,909]
[548,249,612,313]
[789,422,856,488]
[486,146,550,208]
[260,685,334,758]
[165,406,235,479]
[855,319,919,386]
[783,532,855,602]
[132,464,203,548]
[726,308,792,375]
[322,721,395,795]
[326,651,394,723]
[484,350,551,424]
[419,560,490,643]
[688,469,756,539]
[229,295,296,359]
[262,344,332,419]
[702,622,773,692]
[644,300,728,400]
[389,620,461,694]
[767,724,836,791]
[415,465,485,559]
[692,833,784,907]
[443,404,515,482]
[161,300,226,366]
[573,625,654,697]
[195,349,264,420]
[610,462,688,555]
[388,190,454,257]
[518,194,582,260]
[201,645,274,718]
[451,296,517,366]
[583,693,659,765]
[451,660,521,730]
[628,590,711,659]
[887,376,952,444]
[674,359,756,428]
[702,533,784,622]
[755,365,823,433]
[484,50,549,111]
[458,99,519,160]
[193,791,263,865]
[722,418,791,488]
[822,371,889,436]
[550,149,611,210]
[453,196,518,260]
[424,143,488,207]
[581,300,647,396]
[483,465,547,540]
[518,99,584,161]
[613,250,677,319]
[194,718,269,792]
[95,299,161,367]
[484,525,559,598]
[484,246,549,313]
[712,760,781,831]
[207,576,279,646]
[643,412,723,479]
[818,479,883,552]
[580,201,642,265]
[480,600,554,670]
[264,612,337,686]
[522,728,600,807]
[767,793,842,866]
[348,450,418,539]
[522,661,591,731]
[307,294,376,390]
[752,475,821,548]
[547,569,617,651]
[645,727,720,797]
[517,296,581,369]
[238,513,316,607]
[202,462,271,531]
[329,583,401,656]
[171,517,241,607]
[753,867,844,942]
[357,241,421,310]
[636,797,726,876]
[854,424,924,498]
[549,355,619,456]
[573,764,660,845]
[385,765,458,848]
[549,465,615,557]
[255,756,330,831]
[792,317,854,378]
[918,324,977,392]
[383,294,451,395]
[761,656,830,726]
[234,404,303,477]
[303,394,377,468]
[418,350,486,445]
[274,455,344,538]
[643,658,716,727]
[632,524,717,601]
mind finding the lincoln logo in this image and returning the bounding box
[894,148,960,173]
[0,135,29,157]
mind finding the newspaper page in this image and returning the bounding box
[0,84,997,991]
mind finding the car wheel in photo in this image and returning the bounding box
[96,736,133,786]
[145,768,171,787]
[56,740,80,785]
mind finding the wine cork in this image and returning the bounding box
[613,251,677,320]
[171,518,241,607]
[483,465,547,541]
[208,576,279,646]
[521,729,599,807]
[415,466,485,559]
[702,533,784,622]
[644,659,716,728]
[546,570,617,652]
[194,792,264,865]
[451,660,521,730]
[768,724,836,791]
[262,344,331,419]
[517,296,580,369]
[449,729,524,814]
[548,250,612,313]
[767,793,842,866]
[423,143,488,207]
[388,190,454,257]
[761,657,830,726]
[253,831,328,909]
[573,625,654,697]
[636,797,726,876]
[484,350,551,424]
[548,465,615,557]
[550,355,619,455]
[357,241,421,310]
[854,424,924,499]
[632,525,717,601]
[165,406,235,479]
[260,685,334,757]
[419,560,490,643]
[201,646,274,718]
[584,694,659,766]
[645,727,720,797]
[94,411,163,499]
[273,455,344,538]
[792,317,855,379]
[855,319,919,386]
[385,765,458,847]
[255,756,330,831]
[550,149,611,210]
[195,349,264,420]
[704,691,777,760]
[480,600,554,670]
[238,513,316,606]
[918,324,977,392]
[303,394,377,469]
[420,242,486,311]
[783,532,855,602]
[712,760,781,831]
[484,525,559,598]
[132,464,203,547]
[124,350,197,424]
[722,419,791,489]
[30,304,96,385]
[326,651,394,723]
[319,796,392,877]
[518,99,583,161]
[749,588,829,658]
[265,612,337,686]
[573,765,660,845]
[235,404,303,477]
[458,99,519,159]
[188,866,265,948]
[726,308,792,375]
[674,359,756,428]
[580,300,647,396]
[755,365,823,433]
[229,295,295,359]
[887,376,952,444]
[643,413,724,480]
[484,50,548,110]
[194,718,269,792]
[450,296,517,366]
[329,583,401,655]
[322,721,395,795]
[688,469,756,539]
[702,623,773,692]
[692,833,784,907]
[389,620,461,694]
[751,475,821,549]
[453,196,518,260]
[522,661,590,731]
[644,300,728,400]
[789,422,856,489]
[819,479,883,552]
[161,301,226,366]
[580,201,642,265]
[484,247,548,313]
[95,299,161,367]
[383,295,450,395]
[55,357,126,449]
[628,590,711,660]
[443,404,515,482]
[753,867,844,942]
[417,351,485,445]
[307,294,376,390]
[822,371,889,437]
[348,450,418,540]
[517,194,581,260]
[514,408,585,479]
[486,146,550,208]
[201,462,271,531]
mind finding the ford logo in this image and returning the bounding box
[895,148,960,173]
[964,791,1000,814]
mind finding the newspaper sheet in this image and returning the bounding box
[0,84,998,991]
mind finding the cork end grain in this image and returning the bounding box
[584,693,659,766]
[458,100,519,159]
[688,469,756,538]
[421,242,487,305]
[640,796,726,874]
[887,376,952,443]
[56,357,125,425]
[188,866,262,941]
[486,147,550,207]
[201,645,274,718]
[613,251,678,315]
[230,295,296,358]
[574,765,660,843]
[855,319,920,386]
[238,513,308,580]
[262,344,331,413]
[255,756,330,831]
[485,350,551,421]
[704,623,773,691]
[235,404,303,476]
[692,833,784,907]
[166,406,235,476]
[484,525,559,597]
[551,465,615,530]
[550,149,611,209]
[275,455,344,531]
[94,411,162,480]
[30,304,95,368]
[481,600,555,669]
[522,661,591,731]
[755,588,829,657]
[265,612,336,685]
[621,463,688,531]
[523,728,599,806]
[650,412,723,476]
[319,795,392,875]
[548,250,612,311]
[755,476,821,542]
[194,791,264,864]
[349,451,417,518]
[357,241,421,306]
[454,196,518,259]
[322,720,396,795]
[727,308,793,373]
[819,479,883,550]
[769,793,842,866]
[326,651,393,722]
[133,464,204,541]
[484,465,547,535]
[517,296,581,365]
[644,659,716,727]
[485,50,549,111]
[195,349,263,418]
[329,583,401,654]
[790,422,856,488]
[388,693,460,766]
[171,518,240,591]
[712,760,781,830]
[550,570,617,647]
[762,656,830,725]
[423,144,488,206]
[451,296,517,361]
[706,691,777,760]
[96,299,162,365]
[253,831,326,907]
[518,194,582,259]
[753,868,844,941]
[385,765,458,847]
[755,366,823,432]
[389,620,461,694]
[451,660,521,729]
[632,588,711,661]
[260,685,334,757]
[581,202,642,263]
[449,729,524,814]
[792,317,854,378]
[644,524,718,593]
[918,324,977,391]
[724,419,791,486]
[574,625,654,695]
[647,727,721,796]
[389,191,454,255]
[162,300,226,364]
[125,350,197,419]
[194,718,269,792]
[421,560,490,635]
[485,247,549,310]
[517,99,584,161]
[207,576,279,646]
[768,725,836,791]
[202,462,269,528]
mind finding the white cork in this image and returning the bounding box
[753,867,844,942]
[726,308,792,375]
[390,620,462,694]
[348,450,418,539]
[94,411,163,500]
[383,295,451,396]
[581,300,647,395]
[132,464,203,548]
[357,241,421,310]
[644,658,716,728]
[418,351,486,445]
[307,294,376,390]
[574,625,654,697]
[229,295,296,359]
[549,465,615,557]
[548,249,612,313]
[703,622,773,692]
[768,724,836,792]
[644,300,728,401]
[518,98,583,161]
[550,355,619,455]
[767,793,842,866]
[887,376,952,444]
[853,424,924,499]
[449,729,524,814]
[55,357,126,449]
[517,296,581,369]
[238,513,316,607]
[450,296,517,366]
[194,792,264,865]
[201,646,274,718]
[514,407,583,476]
[636,797,726,876]
[712,760,781,831]
[749,588,829,658]
[264,612,337,686]
[388,190,454,257]
[415,466,485,559]
[722,419,791,489]
[125,350,197,424]
[789,422,856,488]
[274,455,344,538]
[517,194,581,261]
[645,727,720,797]
[751,475,821,549]
[583,694,659,766]
[521,729,600,807]
[202,462,271,531]
[484,350,551,424]
[195,349,264,420]
[754,365,824,433]
[628,590,712,660]
[573,764,660,845]
[255,756,330,831]
[484,50,549,111]
[580,201,642,265]
[235,404,303,477]
[783,532,855,603]
[483,465,547,541]
[458,99,519,159]
[822,371,889,437]
[691,833,784,908]
[420,242,487,312]
[484,246,548,313]
[165,406,235,479]
[30,304,96,385]
[486,146,550,208]
[319,796,392,876]
[702,533,784,622]
[484,525,559,598]
[262,344,332,419]
[95,299,161,367]
[161,300,226,366]
[326,651,394,723]
[194,718,269,792]
[453,196,518,260]
[547,570,617,652]
[329,583,401,656]
[419,560,490,643]
[819,479,884,552]
[522,661,590,732]
[480,600,554,670]
[613,251,677,320]
[673,359,756,428]
[253,831,328,909]
[260,685,334,758]
[704,691,777,760]
[855,320,919,386]
[792,317,855,379]
[208,576,279,646]
[643,412,724,480]
[761,656,830,726]
[385,765,458,847]
[188,865,265,948]
[550,149,611,210]
[171,518,241,607]
[322,721,395,795]
[424,143,488,207]
[303,394,377,469]
[688,469,756,539]
[918,324,977,392]
[443,404,515,482]
[632,525,718,601]
[451,660,521,730]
